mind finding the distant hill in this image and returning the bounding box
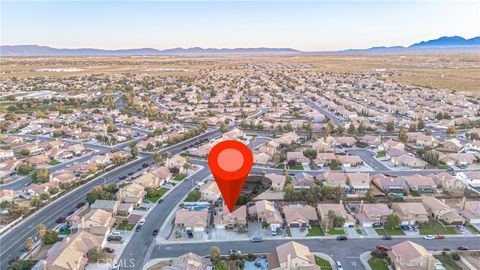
[0,45,299,56]
[1,36,478,56]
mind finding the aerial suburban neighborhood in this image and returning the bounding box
[1,1,480,270]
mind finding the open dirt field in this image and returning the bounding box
[1,54,479,91]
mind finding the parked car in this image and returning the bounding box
[382,235,392,240]
[457,246,469,250]
[229,249,242,255]
[457,225,465,232]
[186,229,193,238]
[107,235,122,241]
[336,236,348,241]
[103,247,115,253]
[376,245,390,252]
[55,216,66,223]
[435,235,445,239]
[138,219,145,225]
[423,235,435,240]
[135,225,142,232]
[152,229,159,236]
[251,236,263,242]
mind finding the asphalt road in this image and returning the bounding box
[0,126,226,268]
[346,148,391,172]
[149,237,480,270]
[301,95,345,126]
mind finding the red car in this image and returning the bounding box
[103,247,115,253]
[376,245,390,252]
[435,235,445,239]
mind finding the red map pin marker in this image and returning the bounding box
[208,140,253,213]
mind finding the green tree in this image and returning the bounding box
[130,146,139,157]
[386,121,395,132]
[37,224,46,241]
[87,248,104,262]
[385,214,401,229]
[399,128,408,142]
[214,261,228,270]
[210,246,221,264]
[303,149,317,160]
[417,119,425,130]
[220,122,228,133]
[365,188,376,203]
[154,151,162,164]
[25,238,34,251]
[446,125,457,135]
[6,260,36,270]
[32,168,50,183]
[348,123,356,134]
[43,230,59,245]
[19,149,30,157]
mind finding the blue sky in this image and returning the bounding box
[1,1,479,51]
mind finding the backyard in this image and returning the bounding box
[435,255,462,270]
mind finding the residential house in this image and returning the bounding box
[347,173,371,193]
[337,155,363,167]
[311,139,333,152]
[317,203,355,228]
[0,149,14,160]
[175,209,208,231]
[286,152,309,165]
[0,189,16,203]
[254,152,272,165]
[283,204,318,228]
[442,138,464,153]
[166,155,187,172]
[161,252,211,270]
[318,172,347,188]
[199,180,221,201]
[388,241,435,270]
[74,209,115,237]
[116,183,146,205]
[45,231,104,270]
[214,204,247,231]
[421,197,465,225]
[382,139,405,151]
[459,197,480,223]
[356,201,393,227]
[248,200,283,231]
[335,137,357,147]
[391,154,428,169]
[403,175,437,193]
[90,200,120,213]
[265,173,286,192]
[314,152,336,167]
[50,172,76,184]
[430,172,466,191]
[456,171,480,189]
[391,203,429,225]
[268,241,320,270]
[372,174,408,195]
[291,173,316,191]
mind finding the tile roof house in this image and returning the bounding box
[317,203,355,228]
[387,241,435,270]
[421,197,465,225]
[292,173,316,191]
[213,204,247,231]
[430,172,466,192]
[74,209,115,237]
[314,152,336,167]
[459,197,480,223]
[268,241,320,270]
[116,183,146,205]
[347,173,371,193]
[403,175,437,193]
[45,231,104,270]
[318,172,347,188]
[337,155,363,167]
[265,173,286,192]
[0,189,16,203]
[50,172,77,184]
[248,200,283,231]
[286,152,309,164]
[356,201,393,227]
[283,204,318,228]
[254,152,272,165]
[90,200,120,213]
[175,209,208,231]
[199,180,221,201]
[391,203,429,225]
[391,154,428,169]
[161,252,211,270]
[372,174,408,195]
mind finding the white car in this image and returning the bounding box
[336,261,343,270]
[423,235,435,240]
[138,219,145,225]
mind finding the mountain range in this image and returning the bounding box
[1,36,479,56]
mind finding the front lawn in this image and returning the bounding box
[307,224,325,236]
[315,256,332,270]
[435,255,462,270]
[327,228,345,235]
[466,224,480,234]
[375,228,406,235]
[376,151,386,158]
[117,221,135,231]
[184,190,201,202]
[173,174,187,181]
[276,164,286,169]
[419,221,459,235]
[368,257,389,270]
[289,165,304,170]
[146,187,168,202]
[48,160,61,166]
